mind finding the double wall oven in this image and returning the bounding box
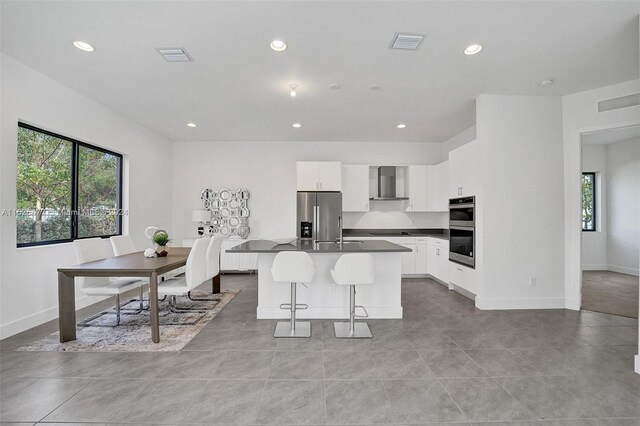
[449,196,475,268]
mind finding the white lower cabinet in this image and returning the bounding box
[221,238,257,271]
[448,261,476,294]
[426,237,449,283]
[414,240,427,274]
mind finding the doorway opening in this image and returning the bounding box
[580,124,640,318]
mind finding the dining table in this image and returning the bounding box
[57,247,221,343]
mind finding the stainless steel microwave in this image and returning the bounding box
[449,196,475,227]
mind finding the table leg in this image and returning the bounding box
[212,273,221,294]
[58,272,76,342]
[149,271,160,343]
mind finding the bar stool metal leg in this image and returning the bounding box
[334,285,373,339]
[274,282,311,338]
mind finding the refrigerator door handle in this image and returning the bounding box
[313,205,319,242]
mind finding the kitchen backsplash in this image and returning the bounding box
[343,211,447,229]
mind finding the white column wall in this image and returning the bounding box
[475,95,565,309]
[606,138,640,276]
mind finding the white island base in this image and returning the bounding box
[256,252,403,319]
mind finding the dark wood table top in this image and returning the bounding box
[57,247,191,277]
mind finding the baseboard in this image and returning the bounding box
[449,284,476,301]
[582,264,639,276]
[636,355,640,375]
[0,295,108,339]
[256,306,403,319]
[608,264,639,277]
[565,298,580,311]
[582,264,608,271]
[475,296,566,310]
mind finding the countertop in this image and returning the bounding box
[226,239,412,253]
[342,228,449,240]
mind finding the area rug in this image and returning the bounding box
[16,289,239,352]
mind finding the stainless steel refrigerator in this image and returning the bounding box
[297,192,342,243]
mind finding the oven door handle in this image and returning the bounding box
[450,225,475,231]
[449,203,475,209]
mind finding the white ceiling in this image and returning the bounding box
[582,124,640,145]
[1,1,639,143]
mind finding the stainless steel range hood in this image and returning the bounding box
[370,166,409,201]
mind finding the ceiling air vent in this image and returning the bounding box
[598,93,639,112]
[156,48,193,62]
[390,33,425,50]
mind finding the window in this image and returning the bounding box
[16,123,123,247]
[582,172,596,231]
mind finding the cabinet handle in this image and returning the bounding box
[457,268,463,272]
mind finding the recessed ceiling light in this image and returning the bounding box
[290,84,298,97]
[539,79,554,87]
[270,40,287,52]
[73,41,95,52]
[186,122,197,128]
[329,83,341,90]
[464,44,482,55]
[396,123,407,129]
[292,123,302,128]
[369,84,380,91]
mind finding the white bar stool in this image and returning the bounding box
[330,253,375,338]
[271,251,316,338]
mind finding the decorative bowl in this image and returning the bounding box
[271,237,297,245]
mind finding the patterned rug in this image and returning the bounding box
[16,289,239,352]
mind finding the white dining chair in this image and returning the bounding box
[187,235,225,302]
[74,238,144,327]
[158,238,210,321]
[110,234,149,309]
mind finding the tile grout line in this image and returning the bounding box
[32,376,95,423]
[435,377,468,422]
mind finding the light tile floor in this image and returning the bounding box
[1,275,639,425]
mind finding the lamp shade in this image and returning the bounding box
[191,210,211,222]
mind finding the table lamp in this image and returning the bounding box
[192,210,211,236]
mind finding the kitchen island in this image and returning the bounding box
[228,239,410,319]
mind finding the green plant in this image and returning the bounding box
[152,230,170,246]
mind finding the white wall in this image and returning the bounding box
[581,144,608,270]
[0,54,173,338]
[170,141,447,242]
[475,94,565,309]
[562,79,640,310]
[607,138,640,276]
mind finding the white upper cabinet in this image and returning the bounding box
[342,165,370,212]
[449,140,478,198]
[426,161,449,211]
[296,161,342,191]
[405,165,428,212]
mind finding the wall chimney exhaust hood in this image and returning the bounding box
[370,166,409,201]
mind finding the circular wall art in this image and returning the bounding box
[200,187,251,238]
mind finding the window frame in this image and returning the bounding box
[17,122,123,248]
[581,171,597,232]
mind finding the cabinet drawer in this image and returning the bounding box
[448,261,476,294]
